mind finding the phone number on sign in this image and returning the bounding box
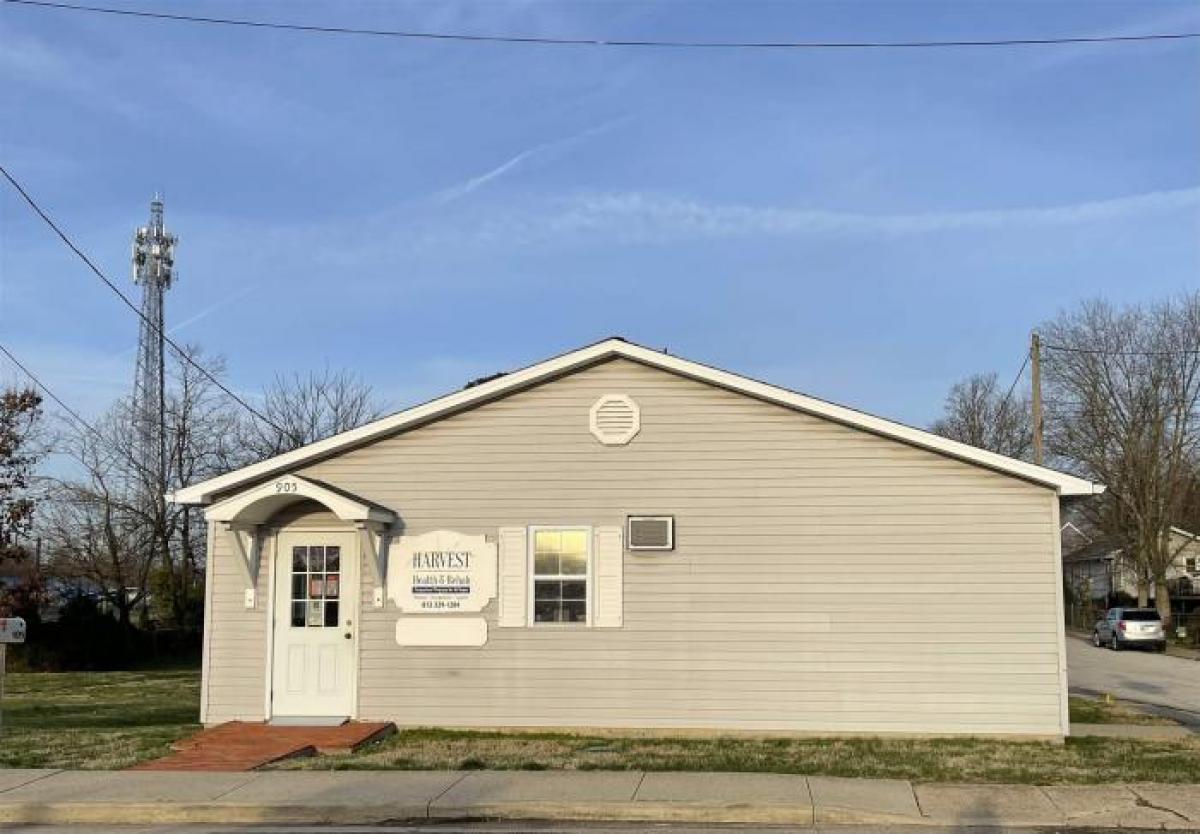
[418,599,465,611]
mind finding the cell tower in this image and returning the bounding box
[130,197,177,503]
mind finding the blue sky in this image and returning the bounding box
[2,0,1199,437]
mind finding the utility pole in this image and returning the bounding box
[1031,331,1044,466]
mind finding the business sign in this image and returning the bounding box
[388,531,496,614]
[0,618,26,644]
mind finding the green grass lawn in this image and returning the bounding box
[0,671,1195,783]
[0,668,201,770]
[273,725,1200,784]
[1068,694,1177,726]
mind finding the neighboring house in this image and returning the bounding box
[1063,527,1200,609]
[95,587,155,625]
[171,338,1100,739]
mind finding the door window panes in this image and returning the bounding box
[289,544,341,628]
[532,529,589,624]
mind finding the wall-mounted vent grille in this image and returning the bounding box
[589,394,640,445]
[628,516,674,551]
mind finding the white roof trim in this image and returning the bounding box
[204,474,395,526]
[171,338,1103,504]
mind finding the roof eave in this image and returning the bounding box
[169,337,1104,504]
[170,339,628,505]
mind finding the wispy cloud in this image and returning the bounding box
[168,284,258,337]
[172,184,1200,294]
[434,118,627,203]
[107,284,259,359]
[532,186,1200,241]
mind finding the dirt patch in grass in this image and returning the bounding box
[0,669,200,770]
[271,726,1200,784]
[1069,695,1178,726]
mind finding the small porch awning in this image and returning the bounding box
[204,475,396,605]
[205,474,395,527]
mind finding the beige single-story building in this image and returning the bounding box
[171,338,1100,738]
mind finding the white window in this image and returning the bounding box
[288,544,342,628]
[529,527,590,625]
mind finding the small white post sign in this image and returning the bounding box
[0,617,25,735]
[388,531,497,614]
[0,619,25,644]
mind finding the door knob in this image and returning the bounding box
[344,632,352,640]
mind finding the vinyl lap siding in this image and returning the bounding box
[287,357,1063,736]
[203,524,270,724]
[202,357,1063,735]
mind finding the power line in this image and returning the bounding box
[996,350,1030,416]
[0,164,285,434]
[6,0,1200,50]
[1042,342,1200,357]
[0,341,106,445]
[0,341,162,483]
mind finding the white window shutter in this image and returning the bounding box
[497,526,528,627]
[593,526,624,628]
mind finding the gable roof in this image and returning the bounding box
[1064,527,1199,564]
[1063,540,1124,564]
[169,337,1102,504]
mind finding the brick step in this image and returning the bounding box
[134,721,395,772]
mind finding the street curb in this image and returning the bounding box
[3,801,1200,829]
[0,801,926,830]
[0,802,432,826]
[0,801,929,827]
[430,801,816,825]
[0,800,1067,828]
[1,775,1197,829]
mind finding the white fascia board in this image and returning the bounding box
[169,338,1102,504]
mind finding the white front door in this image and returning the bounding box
[272,531,357,718]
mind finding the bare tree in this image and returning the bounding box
[159,346,242,631]
[37,345,240,637]
[238,367,385,462]
[931,372,1033,459]
[42,408,155,633]
[1042,294,1200,621]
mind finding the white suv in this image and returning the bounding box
[1093,608,1166,652]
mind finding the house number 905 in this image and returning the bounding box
[275,481,297,493]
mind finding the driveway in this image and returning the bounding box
[1067,634,1200,719]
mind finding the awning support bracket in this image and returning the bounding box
[357,522,389,608]
[222,522,262,608]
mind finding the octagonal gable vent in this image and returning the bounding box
[590,394,640,445]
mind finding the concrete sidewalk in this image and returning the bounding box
[0,769,1198,829]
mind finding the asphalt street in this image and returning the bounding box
[1066,632,1200,719]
